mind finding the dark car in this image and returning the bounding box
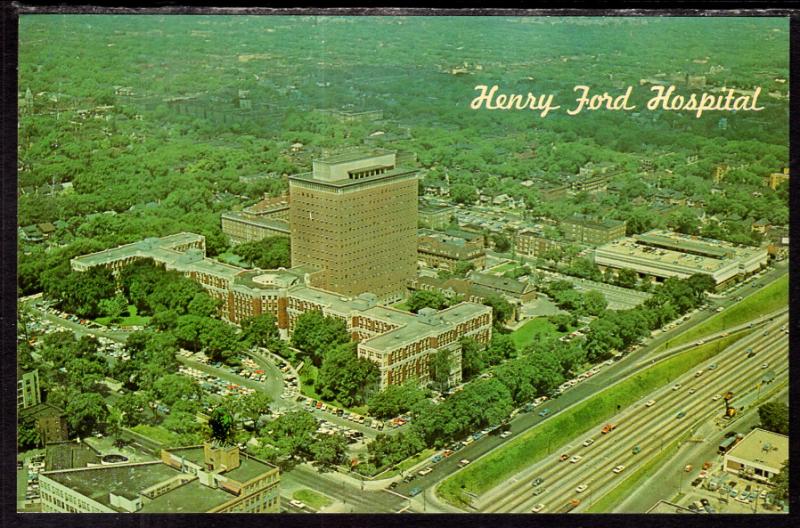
[700,498,710,507]
[389,482,399,490]
[409,487,422,497]
[538,408,551,417]
[532,477,544,486]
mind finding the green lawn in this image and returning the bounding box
[292,488,334,510]
[96,304,150,327]
[510,318,559,349]
[391,300,412,312]
[130,424,179,446]
[437,331,749,507]
[488,261,519,274]
[665,274,788,350]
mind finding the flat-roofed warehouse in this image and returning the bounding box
[723,428,788,483]
[594,229,769,290]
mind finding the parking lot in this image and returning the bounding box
[680,472,785,513]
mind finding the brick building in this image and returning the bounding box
[289,148,417,302]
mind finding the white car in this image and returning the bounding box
[569,455,583,464]
[688,388,696,395]
[290,499,306,509]
[582,438,594,447]
[612,465,626,474]
[645,399,656,407]
[672,384,682,391]
[575,484,588,493]
[761,363,769,369]
[531,503,545,513]
[500,431,512,439]
[712,394,722,401]
[418,467,433,476]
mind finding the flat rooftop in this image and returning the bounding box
[289,166,417,188]
[726,428,788,469]
[167,446,275,483]
[313,148,394,165]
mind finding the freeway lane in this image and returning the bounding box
[480,315,788,513]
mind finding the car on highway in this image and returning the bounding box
[676,411,686,419]
[707,363,718,370]
[688,388,696,394]
[761,363,769,369]
[458,459,470,467]
[569,455,583,464]
[645,399,656,407]
[531,503,545,513]
[601,423,616,434]
[631,445,641,455]
[684,464,693,472]
[559,454,569,462]
[532,487,545,496]
[746,348,756,358]
[582,438,594,447]
[500,431,512,439]
[712,394,722,401]
[532,477,544,486]
[575,484,588,493]
[418,467,433,476]
[538,408,551,417]
[672,383,682,391]
[612,465,626,474]
[694,370,704,378]
[290,499,306,509]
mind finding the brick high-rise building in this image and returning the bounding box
[289,148,417,302]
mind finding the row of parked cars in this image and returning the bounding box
[297,396,385,431]
[178,365,257,398]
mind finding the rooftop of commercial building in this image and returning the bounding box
[562,214,626,230]
[596,229,767,275]
[726,428,788,469]
[313,147,395,165]
[289,166,417,188]
[138,479,234,513]
[221,212,290,232]
[70,232,204,268]
[363,302,490,351]
[167,446,275,483]
[233,269,303,292]
[44,442,100,472]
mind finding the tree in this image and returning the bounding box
[771,460,789,501]
[483,294,513,329]
[581,290,608,317]
[208,406,235,445]
[264,410,318,460]
[290,310,350,367]
[430,349,454,390]
[758,401,788,435]
[115,391,149,427]
[491,233,511,253]
[406,290,449,313]
[98,294,128,323]
[153,374,201,408]
[241,313,279,348]
[239,392,273,422]
[368,382,428,420]
[311,433,348,471]
[232,236,291,269]
[66,393,109,438]
[460,337,486,380]
[449,183,477,205]
[318,343,379,407]
[187,292,221,318]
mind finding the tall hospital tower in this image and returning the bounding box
[288,148,418,302]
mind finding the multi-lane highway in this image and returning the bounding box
[477,315,788,513]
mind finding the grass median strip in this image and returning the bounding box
[664,274,787,350]
[436,331,748,508]
[292,488,333,510]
